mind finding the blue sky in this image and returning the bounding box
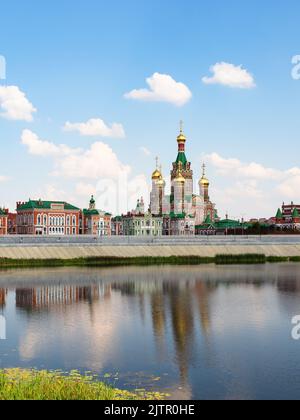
[1,0,300,218]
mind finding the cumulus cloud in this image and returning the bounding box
[21,130,149,214]
[204,152,300,218]
[22,130,130,180]
[21,129,80,157]
[205,153,281,180]
[124,72,192,106]
[58,142,130,180]
[202,62,256,89]
[0,85,36,121]
[63,118,125,139]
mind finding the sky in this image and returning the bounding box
[1,0,300,219]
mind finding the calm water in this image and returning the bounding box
[1,264,300,400]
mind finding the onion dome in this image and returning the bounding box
[174,171,185,184]
[199,163,210,186]
[152,169,162,180]
[177,121,187,144]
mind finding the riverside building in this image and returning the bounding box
[16,199,80,235]
[0,209,8,235]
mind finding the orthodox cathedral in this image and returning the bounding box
[150,124,219,235]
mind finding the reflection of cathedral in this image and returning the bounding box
[150,124,218,235]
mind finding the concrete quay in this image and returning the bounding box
[0,235,299,260]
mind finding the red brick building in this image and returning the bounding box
[7,212,17,235]
[16,200,81,235]
[275,202,300,230]
[0,209,8,235]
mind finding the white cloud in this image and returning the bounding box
[203,152,300,218]
[205,153,281,180]
[0,175,9,183]
[21,129,80,157]
[0,85,36,121]
[58,142,130,180]
[22,130,130,180]
[202,62,256,89]
[63,118,125,139]
[21,130,148,214]
[124,72,192,106]
[140,146,151,156]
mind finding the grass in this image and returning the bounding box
[0,254,299,269]
[0,255,214,268]
[215,254,267,265]
[0,369,166,401]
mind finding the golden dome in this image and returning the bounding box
[157,179,165,187]
[175,172,185,183]
[199,176,209,186]
[177,120,187,143]
[177,133,186,143]
[152,169,162,180]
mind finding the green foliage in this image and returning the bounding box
[0,369,166,401]
[215,254,267,265]
[0,256,215,269]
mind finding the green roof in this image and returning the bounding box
[83,209,100,216]
[196,218,244,230]
[204,214,212,224]
[17,200,80,211]
[176,152,188,166]
[170,212,186,219]
[83,209,111,217]
[0,209,7,216]
[293,208,300,218]
[276,208,283,219]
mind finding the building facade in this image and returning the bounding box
[122,199,163,236]
[150,125,218,235]
[16,200,80,235]
[0,209,8,235]
[82,196,112,236]
[275,202,300,230]
[111,216,124,236]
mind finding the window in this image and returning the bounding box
[37,215,41,226]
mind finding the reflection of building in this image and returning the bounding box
[15,285,109,311]
[0,289,7,307]
[16,200,80,235]
[275,202,300,230]
[0,209,8,235]
[82,196,112,236]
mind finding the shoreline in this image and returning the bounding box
[0,369,166,401]
[1,254,300,269]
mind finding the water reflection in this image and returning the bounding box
[1,264,300,399]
